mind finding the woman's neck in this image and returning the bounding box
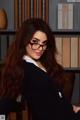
[36,61,47,72]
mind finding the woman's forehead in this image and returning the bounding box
[32,31,47,42]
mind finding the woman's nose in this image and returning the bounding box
[38,45,43,51]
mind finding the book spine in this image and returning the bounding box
[14,0,19,30]
[25,0,31,19]
[58,4,63,29]
[19,0,22,27]
[62,37,71,67]
[0,37,1,62]
[62,4,68,29]
[78,36,80,67]
[58,3,73,30]
[33,0,37,17]
[55,37,63,65]
[38,0,43,19]
[71,37,78,67]
[68,4,73,29]
[44,0,49,23]
[21,0,25,23]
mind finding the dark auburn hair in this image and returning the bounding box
[0,18,69,99]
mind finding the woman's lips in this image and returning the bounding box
[35,52,43,56]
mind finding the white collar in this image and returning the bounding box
[22,55,46,72]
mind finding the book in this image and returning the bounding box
[18,0,22,27]
[68,3,73,29]
[44,0,49,23]
[71,37,78,67]
[38,0,43,19]
[78,37,80,67]
[58,3,63,29]
[14,0,19,30]
[21,0,25,23]
[58,3,73,29]
[55,37,63,66]
[0,37,1,61]
[62,4,68,29]
[67,0,80,2]
[25,0,31,19]
[62,37,71,67]
[33,0,37,17]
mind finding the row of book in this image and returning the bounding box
[14,0,49,29]
[58,3,73,30]
[55,36,80,68]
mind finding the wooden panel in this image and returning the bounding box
[14,0,19,29]
[8,111,28,120]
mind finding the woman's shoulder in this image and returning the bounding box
[22,60,42,76]
[22,60,35,70]
[22,60,46,74]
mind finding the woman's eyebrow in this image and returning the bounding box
[33,37,47,43]
[33,38,40,41]
[42,40,48,44]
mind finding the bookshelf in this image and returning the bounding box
[55,35,80,68]
[14,0,49,30]
[0,30,80,104]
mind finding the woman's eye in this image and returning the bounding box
[43,42,47,46]
[31,39,38,43]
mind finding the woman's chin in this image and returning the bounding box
[33,55,41,60]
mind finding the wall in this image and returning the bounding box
[0,0,80,31]
[0,0,14,30]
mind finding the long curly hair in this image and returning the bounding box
[0,18,69,99]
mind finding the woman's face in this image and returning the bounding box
[26,31,48,60]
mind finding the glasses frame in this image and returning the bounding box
[29,42,47,50]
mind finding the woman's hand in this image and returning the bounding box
[73,105,80,113]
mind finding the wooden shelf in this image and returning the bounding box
[0,30,80,35]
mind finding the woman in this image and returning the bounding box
[0,18,80,119]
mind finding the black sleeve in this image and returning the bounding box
[0,98,21,115]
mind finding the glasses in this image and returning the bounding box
[29,42,47,50]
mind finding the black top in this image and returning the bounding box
[22,60,80,120]
[0,60,80,120]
